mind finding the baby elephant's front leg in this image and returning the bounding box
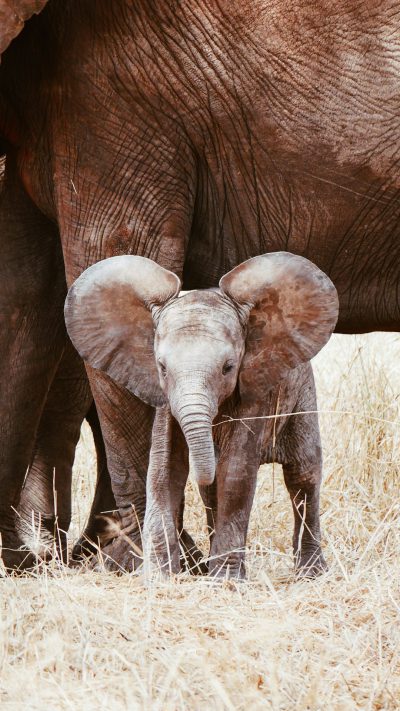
[143,408,189,578]
[209,417,265,579]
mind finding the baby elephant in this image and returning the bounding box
[65,252,338,579]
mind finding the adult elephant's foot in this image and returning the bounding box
[83,507,143,573]
[84,510,208,575]
[78,505,207,575]
[90,534,143,573]
[294,547,328,579]
[71,536,97,561]
[0,530,38,572]
[16,510,69,563]
[71,511,119,562]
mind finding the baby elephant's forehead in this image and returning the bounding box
[157,289,241,336]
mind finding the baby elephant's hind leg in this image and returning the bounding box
[198,479,218,570]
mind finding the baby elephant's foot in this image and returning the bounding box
[294,547,328,579]
[143,552,180,583]
[143,532,181,580]
[208,552,247,581]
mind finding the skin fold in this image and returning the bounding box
[65,253,339,579]
[1,1,399,569]
[0,157,115,568]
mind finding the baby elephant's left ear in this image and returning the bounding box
[64,255,181,407]
[219,252,339,401]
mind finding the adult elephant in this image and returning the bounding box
[0,0,399,570]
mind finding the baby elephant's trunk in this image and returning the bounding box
[172,384,216,487]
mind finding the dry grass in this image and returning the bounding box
[1,334,400,710]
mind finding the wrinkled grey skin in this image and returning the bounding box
[145,363,322,579]
[145,299,326,579]
[66,252,338,579]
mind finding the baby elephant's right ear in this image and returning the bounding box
[64,255,181,407]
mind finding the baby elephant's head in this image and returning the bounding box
[154,289,245,418]
[65,253,338,486]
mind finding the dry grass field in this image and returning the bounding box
[1,334,399,710]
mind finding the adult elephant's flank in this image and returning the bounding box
[1,1,399,569]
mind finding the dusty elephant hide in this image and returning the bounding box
[65,252,338,578]
[0,1,399,571]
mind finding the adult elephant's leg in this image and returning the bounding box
[280,368,327,577]
[85,367,155,572]
[209,414,266,580]
[72,402,116,560]
[17,340,92,562]
[56,127,195,571]
[0,153,66,570]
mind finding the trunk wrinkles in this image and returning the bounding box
[171,375,216,487]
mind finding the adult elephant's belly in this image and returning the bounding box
[179,1,400,334]
[183,143,400,335]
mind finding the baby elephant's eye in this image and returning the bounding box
[158,361,167,377]
[222,361,234,375]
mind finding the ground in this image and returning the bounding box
[0,334,399,709]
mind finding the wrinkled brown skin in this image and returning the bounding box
[71,402,117,562]
[0,150,66,569]
[17,349,116,564]
[141,287,329,580]
[0,1,48,56]
[0,155,115,568]
[1,1,400,570]
[16,341,89,562]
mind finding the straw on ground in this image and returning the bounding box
[0,333,399,710]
